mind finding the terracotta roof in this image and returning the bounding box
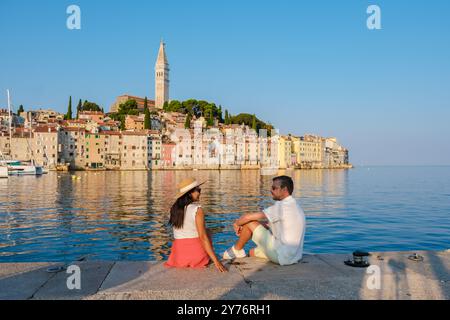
[99,131,122,136]
[61,127,85,132]
[121,131,149,136]
[121,129,161,136]
[34,126,58,133]
[79,111,104,115]
[119,94,155,102]
[97,121,117,126]
[46,118,62,123]
[126,115,144,122]
[63,119,87,124]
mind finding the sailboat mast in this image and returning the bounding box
[7,90,12,153]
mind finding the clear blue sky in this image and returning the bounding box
[1,0,449,165]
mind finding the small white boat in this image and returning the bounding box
[0,90,44,176]
[1,160,44,176]
[0,166,8,178]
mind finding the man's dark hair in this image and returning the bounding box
[273,176,294,195]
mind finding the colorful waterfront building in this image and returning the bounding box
[120,131,150,170]
[125,115,145,131]
[101,131,122,170]
[78,111,105,123]
[161,140,176,169]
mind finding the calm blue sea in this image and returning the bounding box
[0,166,449,262]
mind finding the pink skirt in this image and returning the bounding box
[164,237,210,269]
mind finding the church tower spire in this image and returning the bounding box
[155,40,170,109]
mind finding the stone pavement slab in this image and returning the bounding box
[32,261,115,300]
[375,251,450,281]
[0,263,55,300]
[1,250,448,300]
[0,263,52,278]
[233,255,344,282]
[97,260,246,295]
[87,287,255,300]
[316,252,405,276]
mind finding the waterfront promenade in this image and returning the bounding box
[0,250,448,300]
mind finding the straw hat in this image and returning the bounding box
[175,178,206,199]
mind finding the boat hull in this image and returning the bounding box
[8,165,44,176]
[0,166,8,178]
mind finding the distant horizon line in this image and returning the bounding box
[352,164,450,167]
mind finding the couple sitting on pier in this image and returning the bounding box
[164,175,306,273]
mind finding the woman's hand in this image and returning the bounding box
[214,260,228,273]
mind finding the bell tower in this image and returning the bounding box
[155,41,170,109]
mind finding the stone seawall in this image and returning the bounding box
[1,250,448,300]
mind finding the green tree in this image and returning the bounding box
[81,100,102,112]
[65,96,73,120]
[17,105,24,114]
[144,97,151,130]
[109,99,139,130]
[183,99,200,115]
[206,110,214,126]
[265,122,274,137]
[228,113,271,135]
[76,99,82,119]
[168,100,182,112]
[184,113,192,129]
[218,105,223,123]
[224,110,229,124]
[252,114,257,130]
[118,100,139,115]
[120,116,126,131]
[163,101,169,111]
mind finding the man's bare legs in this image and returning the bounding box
[234,221,261,254]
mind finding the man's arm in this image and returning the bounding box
[235,212,267,227]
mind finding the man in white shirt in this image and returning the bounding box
[223,176,306,266]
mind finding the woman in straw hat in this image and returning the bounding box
[165,178,227,272]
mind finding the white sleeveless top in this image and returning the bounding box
[173,203,202,239]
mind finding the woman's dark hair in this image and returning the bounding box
[169,190,195,229]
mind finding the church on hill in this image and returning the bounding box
[110,41,170,113]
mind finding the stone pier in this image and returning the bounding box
[0,250,448,300]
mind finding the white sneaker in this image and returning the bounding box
[223,246,246,259]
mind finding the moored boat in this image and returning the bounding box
[0,166,8,178]
[1,160,44,176]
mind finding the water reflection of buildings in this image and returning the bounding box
[0,178,14,246]
[52,171,173,260]
[0,175,60,257]
[1,169,351,261]
[148,170,263,236]
[147,171,175,260]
